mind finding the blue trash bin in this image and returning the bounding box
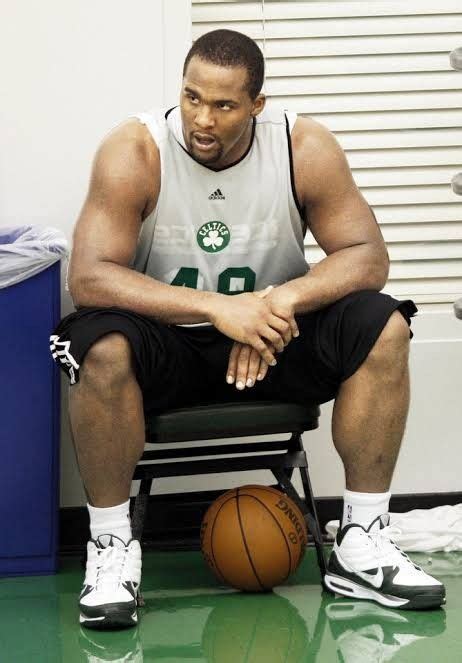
[0,226,67,576]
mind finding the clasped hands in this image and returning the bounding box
[211,285,299,391]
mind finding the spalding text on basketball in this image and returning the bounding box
[275,498,304,542]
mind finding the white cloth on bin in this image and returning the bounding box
[0,225,68,288]
[325,503,462,552]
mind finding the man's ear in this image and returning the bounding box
[251,94,266,117]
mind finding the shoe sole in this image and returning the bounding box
[324,573,445,610]
[80,604,138,630]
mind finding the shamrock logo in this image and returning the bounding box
[197,221,230,253]
[203,230,223,250]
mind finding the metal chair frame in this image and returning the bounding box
[131,401,327,583]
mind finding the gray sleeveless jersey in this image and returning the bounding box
[130,105,309,326]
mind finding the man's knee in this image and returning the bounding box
[367,310,410,367]
[81,332,134,385]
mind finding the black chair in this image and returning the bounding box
[131,400,327,588]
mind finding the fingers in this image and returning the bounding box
[236,346,274,389]
[256,352,270,382]
[253,286,299,352]
[226,342,242,385]
[258,324,286,353]
[244,347,262,388]
[234,344,252,389]
[255,285,300,340]
[267,315,292,347]
[226,343,272,388]
[289,316,300,340]
[251,336,278,366]
[227,343,256,389]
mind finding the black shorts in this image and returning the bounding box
[49,290,417,417]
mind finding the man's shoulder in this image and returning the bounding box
[291,116,348,203]
[100,118,159,165]
[291,116,338,157]
[88,118,160,212]
[92,118,161,203]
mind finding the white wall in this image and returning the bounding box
[1,1,192,229]
[0,0,192,506]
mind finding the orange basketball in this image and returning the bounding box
[200,485,308,592]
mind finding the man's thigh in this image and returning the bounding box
[236,290,418,407]
[50,307,230,415]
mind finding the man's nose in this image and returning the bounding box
[195,105,215,129]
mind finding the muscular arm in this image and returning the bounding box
[226,118,390,388]
[68,120,220,324]
[276,117,389,314]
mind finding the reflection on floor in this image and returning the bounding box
[1,548,462,662]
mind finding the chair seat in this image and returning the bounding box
[145,400,320,443]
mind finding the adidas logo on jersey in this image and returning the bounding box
[209,188,225,200]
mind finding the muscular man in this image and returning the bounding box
[50,29,445,629]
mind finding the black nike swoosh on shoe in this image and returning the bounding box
[80,584,94,599]
[122,581,137,599]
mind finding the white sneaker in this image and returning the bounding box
[324,514,446,610]
[79,534,142,630]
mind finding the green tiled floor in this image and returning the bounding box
[1,548,462,662]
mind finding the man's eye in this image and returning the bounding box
[188,95,198,103]
[219,103,231,110]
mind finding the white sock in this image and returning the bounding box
[87,499,132,544]
[342,489,391,529]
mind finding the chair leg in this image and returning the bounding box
[131,479,152,542]
[131,478,152,608]
[273,468,327,580]
[298,464,328,581]
[293,433,328,580]
[272,435,328,582]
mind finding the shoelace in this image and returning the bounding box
[370,525,421,571]
[376,524,403,546]
[94,545,128,591]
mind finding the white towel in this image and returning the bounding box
[325,503,462,553]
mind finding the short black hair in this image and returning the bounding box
[183,29,264,100]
